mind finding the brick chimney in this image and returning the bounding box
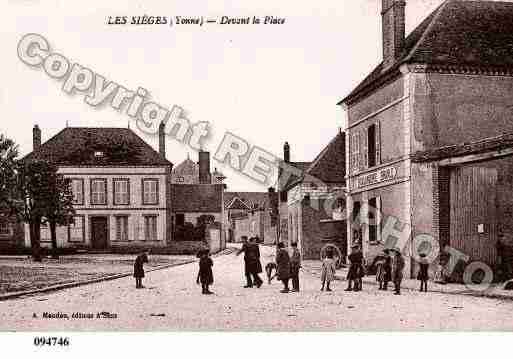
[283,142,290,163]
[33,125,41,151]
[158,121,166,158]
[382,0,406,69]
[198,151,211,184]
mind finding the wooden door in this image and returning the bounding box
[450,166,498,266]
[91,217,108,249]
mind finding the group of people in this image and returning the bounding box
[320,244,430,295]
[132,238,430,296]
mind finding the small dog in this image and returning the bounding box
[265,262,277,284]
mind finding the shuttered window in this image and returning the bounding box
[144,215,158,241]
[91,179,107,205]
[71,179,84,205]
[0,221,11,236]
[142,179,159,205]
[114,179,130,205]
[115,216,129,241]
[69,216,85,242]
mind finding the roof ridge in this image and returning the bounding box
[305,131,343,174]
[403,0,451,64]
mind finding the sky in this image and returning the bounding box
[1,0,444,191]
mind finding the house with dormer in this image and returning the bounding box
[23,125,173,250]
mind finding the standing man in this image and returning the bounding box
[346,244,364,291]
[276,242,291,293]
[236,236,253,288]
[290,242,301,292]
[248,236,264,288]
[391,248,405,295]
[236,236,263,288]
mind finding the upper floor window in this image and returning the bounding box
[71,179,84,205]
[113,179,130,205]
[368,124,376,168]
[142,179,159,205]
[351,132,361,173]
[90,179,107,205]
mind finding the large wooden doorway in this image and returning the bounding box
[91,217,108,249]
[450,166,498,266]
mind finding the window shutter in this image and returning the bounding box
[133,216,139,241]
[116,217,121,241]
[376,121,381,165]
[361,128,368,170]
[349,133,353,174]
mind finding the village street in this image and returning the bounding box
[1,245,513,331]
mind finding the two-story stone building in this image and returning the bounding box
[280,131,347,260]
[339,0,513,279]
[23,125,173,250]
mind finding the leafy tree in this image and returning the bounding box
[0,134,19,209]
[15,160,74,261]
[44,171,75,259]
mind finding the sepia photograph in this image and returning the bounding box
[1,1,513,354]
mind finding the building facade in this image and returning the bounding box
[281,132,347,260]
[340,0,513,279]
[21,125,227,253]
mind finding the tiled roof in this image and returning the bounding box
[172,184,224,212]
[224,192,270,210]
[23,127,172,167]
[340,0,513,104]
[279,131,346,191]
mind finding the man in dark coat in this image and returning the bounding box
[197,249,214,295]
[236,236,263,288]
[134,250,149,289]
[391,248,405,295]
[346,244,364,292]
[276,242,291,293]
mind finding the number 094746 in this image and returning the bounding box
[33,337,70,346]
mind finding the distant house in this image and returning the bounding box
[22,125,173,250]
[20,124,226,253]
[223,191,277,244]
[279,131,347,260]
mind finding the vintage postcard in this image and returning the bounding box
[1,1,513,348]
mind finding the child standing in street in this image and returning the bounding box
[196,249,214,294]
[321,248,336,292]
[418,253,429,292]
[134,250,149,289]
[197,249,214,295]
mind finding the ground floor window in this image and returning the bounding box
[40,224,51,242]
[68,216,85,243]
[0,221,12,237]
[144,215,158,241]
[115,216,129,241]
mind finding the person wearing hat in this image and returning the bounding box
[346,244,365,291]
[276,242,291,293]
[390,248,405,295]
[133,249,149,289]
[196,249,214,295]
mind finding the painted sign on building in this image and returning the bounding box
[356,166,397,189]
